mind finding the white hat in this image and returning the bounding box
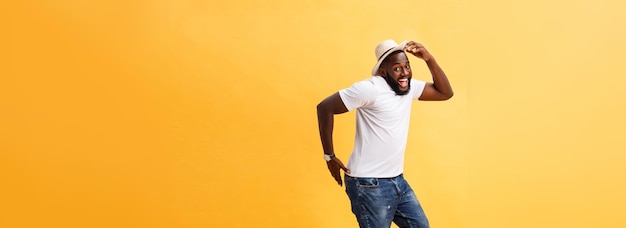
[371,39,408,76]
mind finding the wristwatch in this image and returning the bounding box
[324,154,335,162]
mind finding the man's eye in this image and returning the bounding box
[394,67,401,71]
[405,65,411,69]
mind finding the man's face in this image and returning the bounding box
[381,51,412,95]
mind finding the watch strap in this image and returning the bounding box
[324,154,335,162]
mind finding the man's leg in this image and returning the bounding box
[392,176,430,228]
[345,175,398,228]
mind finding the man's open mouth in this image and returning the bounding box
[398,78,409,87]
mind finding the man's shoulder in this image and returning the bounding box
[339,77,381,108]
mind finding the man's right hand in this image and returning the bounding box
[326,156,350,186]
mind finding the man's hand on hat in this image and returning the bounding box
[405,41,433,62]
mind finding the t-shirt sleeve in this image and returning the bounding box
[338,80,377,111]
[411,79,427,100]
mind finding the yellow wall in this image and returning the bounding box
[3,0,626,227]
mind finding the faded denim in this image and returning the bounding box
[345,174,429,228]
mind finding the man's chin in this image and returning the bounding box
[393,86,410,96]
[383,74,411,95]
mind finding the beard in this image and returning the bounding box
[383,72,411,96]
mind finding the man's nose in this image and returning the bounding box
[401,68,410,76]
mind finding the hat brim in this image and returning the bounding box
[371,40,408,76]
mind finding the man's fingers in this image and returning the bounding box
[405,41,424,53]
[341,164,351,174]
[328,158,348,186]
[331,157,351,174]
[405,44,417,53]
[331,168,343,186]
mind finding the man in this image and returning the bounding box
[316,39,453,228]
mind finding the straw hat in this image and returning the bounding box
[371,39,408,76]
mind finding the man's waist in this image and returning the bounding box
[345,173,403,180]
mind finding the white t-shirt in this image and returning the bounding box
[339,76,426,178]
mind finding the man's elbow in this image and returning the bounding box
[316,102,327,115]
[432,91,454,101]
[444,92,454,100]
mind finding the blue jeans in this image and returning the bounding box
[345,174,429,228]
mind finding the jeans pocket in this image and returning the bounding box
[356,178,379,188]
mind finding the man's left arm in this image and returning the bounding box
[405,41,454,101]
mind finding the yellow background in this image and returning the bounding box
[3,0,626,227]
